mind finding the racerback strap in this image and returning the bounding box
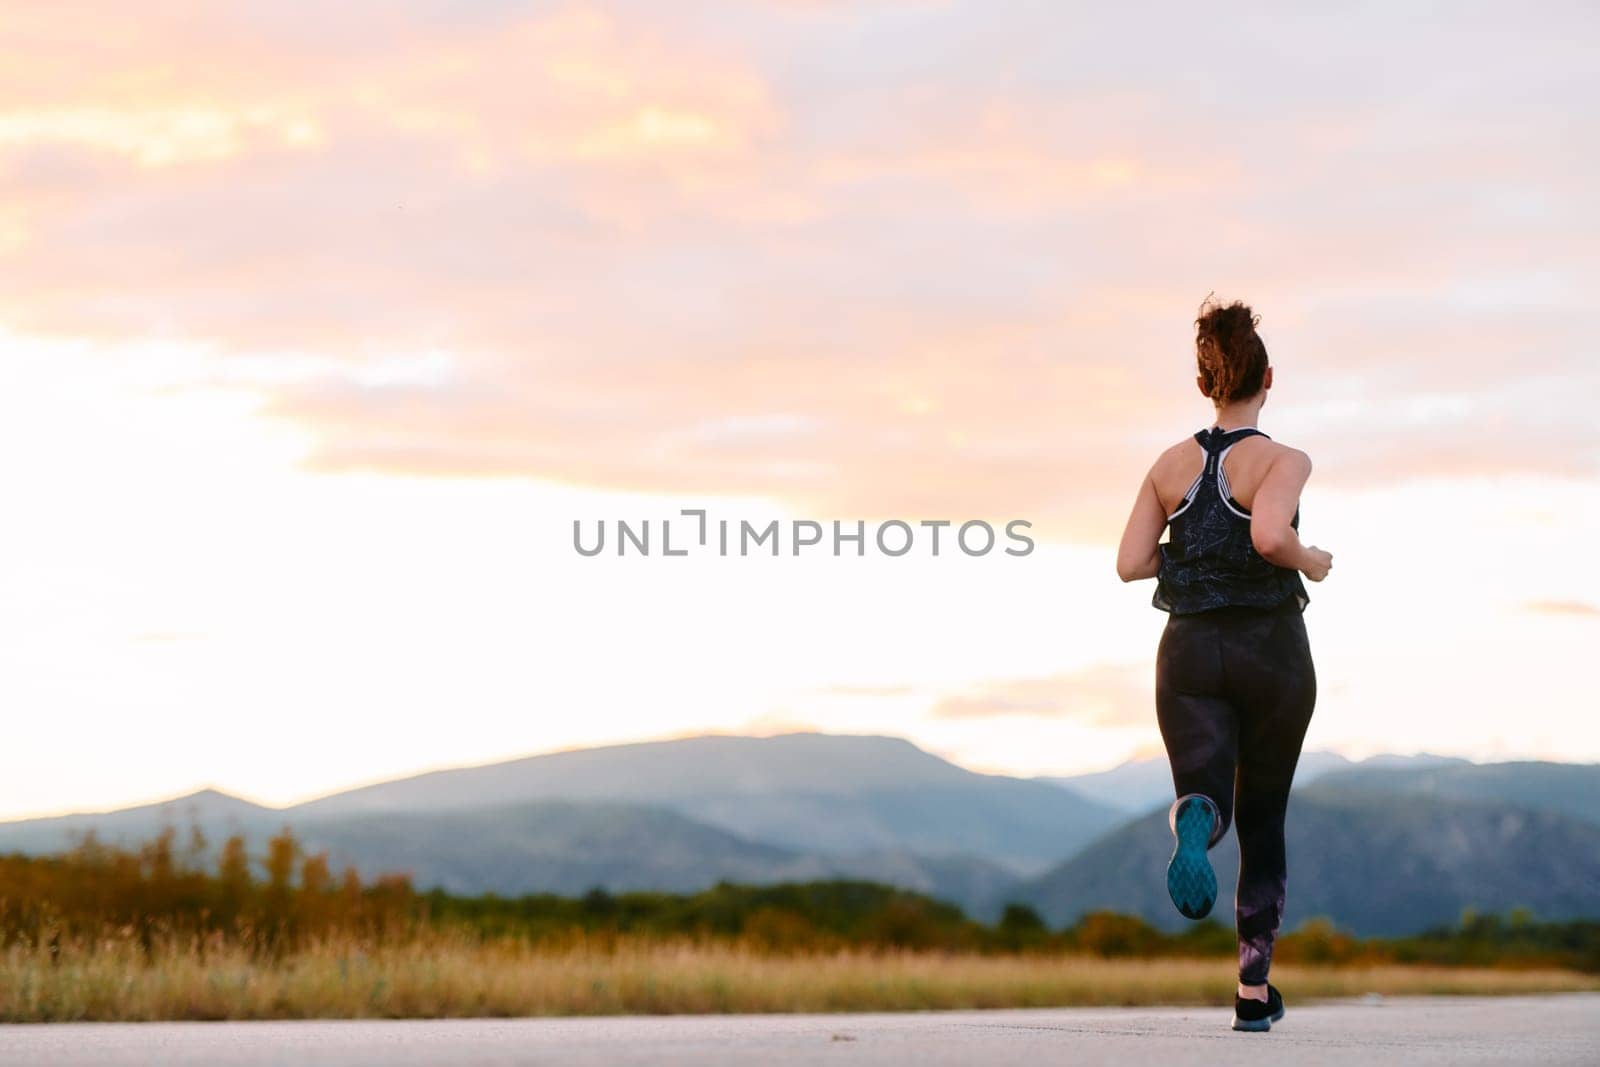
[1195,426,1269,480]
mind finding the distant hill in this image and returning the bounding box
[298,801,803,896]
[297,800,1012,910]
[290,733,1124,875]
[1306,760,1600,827]
[1038,751,1463,813]
[1017,791,1600,936]
[0,733,1125,914]
[0,788,277,854]
[294,734,975,813]
[4,734,1596,933]
[0,791,1020,919]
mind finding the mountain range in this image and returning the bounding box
[291,733,1125,875]
[1,732,1595,933]
[1038,751,1469,814]
[1018,779,1600,936]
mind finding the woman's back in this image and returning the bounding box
[1150,429,1285,517]
[1151,425,1310,616]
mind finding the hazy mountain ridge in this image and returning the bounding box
[1,734,1596,934]
[296,801,1016,911]
[289,733,1126,874]
[1039,751,1469,813]
[0,787,276,854]
[1018,788,1600,936]
[0,790,1021,919]
[0,734,1106,919]
[293,734,978,814]
[1305,760,1600,827]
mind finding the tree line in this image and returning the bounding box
[1,828,1593,972]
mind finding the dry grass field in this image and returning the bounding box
[4,934,1595,1023]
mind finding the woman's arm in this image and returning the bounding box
[1116,472,1168,582]
[1250,449,1333,582]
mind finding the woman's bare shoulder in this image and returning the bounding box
[1258,439,1313,478]
[1236,434,1311,464]
[1162,435,1204,460]
[1263,437,1311,463]
[1150,435,1202,474]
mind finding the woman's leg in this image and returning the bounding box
[1224,608,1317,987]
[1155,614,1239,844]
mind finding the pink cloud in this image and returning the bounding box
[930,664,1152,727]
[1,2,1595,542]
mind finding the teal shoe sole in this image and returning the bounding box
[1166,796,1217,920]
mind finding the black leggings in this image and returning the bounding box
[1155,602,1316,985]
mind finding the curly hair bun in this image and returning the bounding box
[1195,297,1268,403]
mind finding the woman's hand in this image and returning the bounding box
[1300,545,1333,582]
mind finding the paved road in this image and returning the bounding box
[2,995,1596,1065]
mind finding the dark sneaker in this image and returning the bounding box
[1232,984,1285,1032]
[1166,795,1217,920]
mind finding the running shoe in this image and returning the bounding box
[1232,984,1285,1032]
[1166,795,1217,920]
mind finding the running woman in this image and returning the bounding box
[1115,298,1332,1033]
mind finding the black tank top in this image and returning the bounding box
[1153,426,1310,616]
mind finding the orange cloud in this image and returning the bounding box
[930,663,1152,728]
[1,2,1595,543]
[1523,600,1600,618]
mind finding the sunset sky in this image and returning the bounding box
[2,2,1597,818]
